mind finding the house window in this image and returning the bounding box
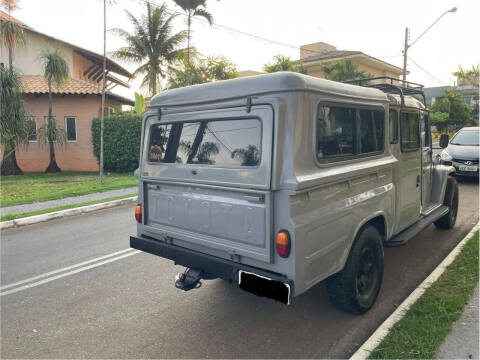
[65,117,77,142]
[44,116,57,142]
[26,116,37,142]
[400,112,420,151]
[316,104,385,162]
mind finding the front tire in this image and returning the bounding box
[327,225,384,314]
[434,177,459,229]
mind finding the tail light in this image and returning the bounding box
[135,204,142,223]
[276,230,290,258]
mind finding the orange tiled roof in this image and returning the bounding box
[21,75,102,95]
[21,76,134,105]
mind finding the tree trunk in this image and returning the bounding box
[45,84,61,173]
[8,44,12,68]
[187,12,191,85]
[0,149,23,176]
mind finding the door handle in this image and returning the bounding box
[416,175,420,187]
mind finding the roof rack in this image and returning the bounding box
[344,76,426,106]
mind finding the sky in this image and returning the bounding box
[7,0,479,100]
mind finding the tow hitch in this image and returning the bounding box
[175,268,203,291]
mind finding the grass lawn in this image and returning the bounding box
[369,230,479,359]
[0,193,137,222]
[0,172,137,207]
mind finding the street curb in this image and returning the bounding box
[350,222,480,360]
[0,196,138,230]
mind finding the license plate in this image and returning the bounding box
[459,165,478,172]
[238,270,291,304]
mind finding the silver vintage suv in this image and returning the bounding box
[130,72,458,314]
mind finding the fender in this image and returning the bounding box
[331,211,388,275]
[431,165,456,205]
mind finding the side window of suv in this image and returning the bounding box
[389,110,398,143]
[400,112,420,151]
[421,114,430,147]
[316,104,384,162]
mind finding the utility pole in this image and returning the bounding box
[402,27,409,83]
[100,0,106,184]
[401,7,457,83]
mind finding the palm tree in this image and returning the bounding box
[321,60,372,82]
[0,65,27,175]
[0,0,25,68]
[263,55,307,74]
[172,0,213,83]
[453,65,479,87]
[113,2,187,96]
[39,48,68,173]
[231,145,259,166]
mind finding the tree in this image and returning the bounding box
[0,65,28,175]
[430,88,472,129]
[113,2,187,96]
[453,65,479,87]
[172,0,213,84]
[0,0,25,68]
[321,60,372,82]
[168,55,238,89]
[263,55,307,74]
[429,111,449,132]
[231,145,259,166]
[38,48,68,173]
[133,92,145,115]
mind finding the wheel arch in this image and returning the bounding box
[339,212,387,270]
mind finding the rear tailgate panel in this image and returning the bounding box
[144,182,272,262]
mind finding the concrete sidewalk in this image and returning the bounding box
[438,284,479,360]
[1,186,138,216]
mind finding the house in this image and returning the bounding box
[0,11,134,172]
[239,41,403,82]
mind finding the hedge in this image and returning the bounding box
[91,114,142,173]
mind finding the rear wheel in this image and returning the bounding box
[434,177,459,230]
[327,225,384,314]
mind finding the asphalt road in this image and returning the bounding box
[1,179,478,359]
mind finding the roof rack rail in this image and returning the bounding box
[343,76,426,106]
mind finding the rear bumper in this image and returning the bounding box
[130,235,294,299]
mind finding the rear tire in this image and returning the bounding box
[434,177,459,230]
[327,225,384,314]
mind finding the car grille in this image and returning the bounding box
[452,158,479,165]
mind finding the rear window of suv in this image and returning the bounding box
[148,119,261,167]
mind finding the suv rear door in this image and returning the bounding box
[139,105,274,263]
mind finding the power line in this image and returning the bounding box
[140,0,336,58]
[407,56,447,85]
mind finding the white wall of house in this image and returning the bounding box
[0,30,73,75]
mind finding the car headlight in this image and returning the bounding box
[440,149,452,161]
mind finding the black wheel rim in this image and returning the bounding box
[356,246,378,300]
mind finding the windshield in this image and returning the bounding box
[148,118,261,167]
[450,129,479,146]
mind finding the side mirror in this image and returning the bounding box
[439,134,449,148]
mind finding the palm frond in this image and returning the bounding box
[0,19,26,49]
[193,8,213,25]
[39,47,69,87]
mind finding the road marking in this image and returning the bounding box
[1,248,140,297]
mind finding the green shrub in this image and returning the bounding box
[91,114,142,173]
